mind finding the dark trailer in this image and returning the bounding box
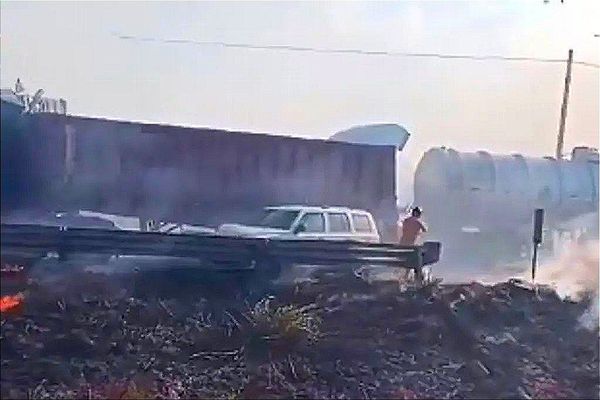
[1,101,398,239]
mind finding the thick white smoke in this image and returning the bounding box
[535,239,599,330]
[536,240,598,300]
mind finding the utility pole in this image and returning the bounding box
[556,49,573,160]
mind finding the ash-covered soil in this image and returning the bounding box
[1,266,598,399]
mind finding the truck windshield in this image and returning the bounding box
[257,209,299,230]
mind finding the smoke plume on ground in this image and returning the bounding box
[536,240,598,300]
[535,239,599,330]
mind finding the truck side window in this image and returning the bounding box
[328,213,351,232]
[352,214,372,232]
[298,213,325,232]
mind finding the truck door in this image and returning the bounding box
[351,213,379,243]
[296,212,327,240]
[326,212,353,241]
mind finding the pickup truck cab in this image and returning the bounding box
[217,205,381,243]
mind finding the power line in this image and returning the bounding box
[114,33,600,69]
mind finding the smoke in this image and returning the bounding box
[535,239,599,330]
[579,299,599,331]
[396,153,415,207]
[558,212,599,238]
[536,240,598,300]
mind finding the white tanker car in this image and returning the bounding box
[414,146,598,264]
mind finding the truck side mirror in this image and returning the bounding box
[293,224,306,234]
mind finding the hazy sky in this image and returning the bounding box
[1,0,598,167]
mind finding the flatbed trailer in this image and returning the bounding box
[1,224,441,281]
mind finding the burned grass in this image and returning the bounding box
[0,268,598,399]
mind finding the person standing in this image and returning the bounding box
[399,207,427,245]
[15,78,25,94]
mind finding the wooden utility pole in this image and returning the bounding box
[556,49,573,160]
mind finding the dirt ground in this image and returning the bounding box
[1,264,598,399]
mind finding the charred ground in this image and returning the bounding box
[1,266,598,399]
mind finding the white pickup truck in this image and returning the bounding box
[217,205,381,243]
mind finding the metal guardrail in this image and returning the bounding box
[0,224,441,273]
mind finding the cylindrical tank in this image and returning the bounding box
[414,147,599,235]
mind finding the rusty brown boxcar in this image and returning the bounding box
[2,102,397,237]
